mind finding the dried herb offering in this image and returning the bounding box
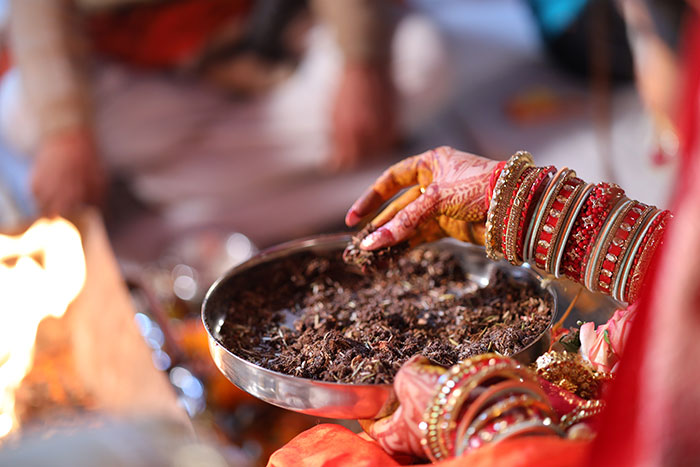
[220,248,552,384]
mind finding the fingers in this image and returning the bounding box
[345,153,432,226]
[360,184,441,250]
[407,219,446,248]
[471,222,486,246]
[437,216,478,243]
[361,356,445,457]
[371,186,422,229]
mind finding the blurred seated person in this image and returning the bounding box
[1,0,451,223]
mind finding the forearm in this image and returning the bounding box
[311,0,393,66]
[9,0,91,138]
[486,152,672,303]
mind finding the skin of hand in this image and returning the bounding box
[345,146,499,249]
[328,63,398,171]
[359,355,446,458]
[31,126,106,217]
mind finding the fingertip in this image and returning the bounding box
[345,209,361,227]
[360,227,395,250]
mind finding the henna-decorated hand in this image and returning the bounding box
[359,355,446,458]
[361,356,590,459]
[345,146,499,250]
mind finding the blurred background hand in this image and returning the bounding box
[328,63,398,171]
[31,127,106,217]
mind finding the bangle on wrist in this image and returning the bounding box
[553,183,594,278]
[486,152,534,260]
[623,209,671,302]
[529,168,575,269]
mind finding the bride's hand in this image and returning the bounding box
[359,356,446,458]
[345,146,499,250]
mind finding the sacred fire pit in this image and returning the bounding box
[203,234,560,419]
[0,212,186,447]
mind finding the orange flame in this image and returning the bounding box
[0,218,86,439]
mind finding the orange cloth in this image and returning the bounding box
[268,424,590,467]
[267,424,400,467]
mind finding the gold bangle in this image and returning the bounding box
[420,354,519,462]
[486,151,534,260]
[559,400,605,429]
[490,417,564,443]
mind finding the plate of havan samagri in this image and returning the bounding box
[202,233,616,419]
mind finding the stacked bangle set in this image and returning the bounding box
[486,152,671,303]
[420,354,564,461]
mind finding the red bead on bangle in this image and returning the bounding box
[624,210,671,303]
[515,166,555,263]
[560,183,625,282]
[533,174,580,271]
[597,202,649,294]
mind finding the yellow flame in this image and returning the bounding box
[0,218,86,439]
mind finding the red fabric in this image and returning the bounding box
[268,424,589,467]
[590,8,700,466]
[88,0,252,69]
[437,437,589,467]
[677,11,700,175]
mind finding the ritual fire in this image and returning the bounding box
[0,218,86,440]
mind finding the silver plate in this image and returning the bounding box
[202,234,614,420]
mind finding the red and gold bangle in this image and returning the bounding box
[589,199,635,293]
[584,197,630,292]
[553,183,594,278]
[561,183,625,282]
[516,166,555,263]
[486,152,534,260]
[455,380,549,446]
[544,177,585,274]
[526,168,570,263]
[598,202,653,296]
[490,413,563,442]
[435,364,534,459]
[559,399,606,429]
[532,170,578,271]
[421,354,514,462]
[622,210,671,303]
[503,167,540,265]
[461,395,556,443]
[610,206,657,301]
[458,407,561,454]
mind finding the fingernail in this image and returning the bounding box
[345,209,361,226]
[360,228,394,250]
